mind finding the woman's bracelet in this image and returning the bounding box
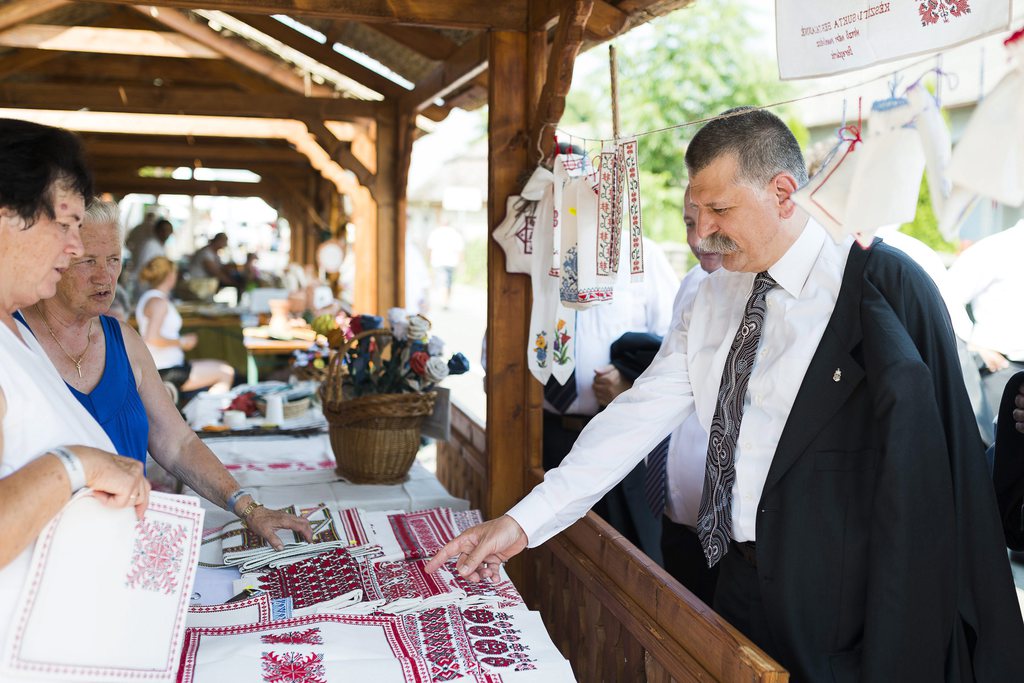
[51,446,86,493]
[239,501,264,527]
[226,488,252,513]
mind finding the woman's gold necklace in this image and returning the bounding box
[39,310,93,379]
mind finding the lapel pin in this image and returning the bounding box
[832,368,842,382]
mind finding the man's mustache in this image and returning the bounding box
[697,233,739,254]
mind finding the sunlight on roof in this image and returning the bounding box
[273,15,415,90]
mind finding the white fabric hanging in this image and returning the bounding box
[944,34,1024,237]
[1,492,203,682]
[906,81,953,221]
[492,166,553,275]
[560,172,613,310]
[527,165,576,386]
[793,98,925,244]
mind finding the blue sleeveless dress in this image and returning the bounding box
[16,312,149,467]
[66,316,149,466]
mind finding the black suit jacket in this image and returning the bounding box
[753,241,1024,682]
[992,371,1024,550]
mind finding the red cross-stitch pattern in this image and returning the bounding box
[919,0,971,26]
[389,509,458,560]
[260,651,326,683]
[259,628,323,645]
[125,519,186,594]
[361,559,446,603]
[257,548,361,609]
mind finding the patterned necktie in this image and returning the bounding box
[697,271,776,567]
[544,371,578,414]
[643,437,671,517]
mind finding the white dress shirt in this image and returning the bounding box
[511,220,852,545]
[946,220,1024,361]
[542,238,679,417]
[660,264,712,527]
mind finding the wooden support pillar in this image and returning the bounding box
[485,31,538,523]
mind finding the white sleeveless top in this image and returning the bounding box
[0,319,114,653]
[135,289,185,369]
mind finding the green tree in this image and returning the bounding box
[563,0,793,243]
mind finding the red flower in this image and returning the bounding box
[410,351,429,376]
[349,316,363,335]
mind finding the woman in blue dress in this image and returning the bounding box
[19,199,311,549]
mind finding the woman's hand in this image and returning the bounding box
[72,446,150,519]
[243,506,314,551]
[180,333,198,351]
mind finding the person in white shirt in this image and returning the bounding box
[427,223,465,309]
[542,236,677,559]
[654,187,723,604]
[131,218,172,296]
[188,232,235,289]
[427,107,1023,680]
[947,220,1024,434]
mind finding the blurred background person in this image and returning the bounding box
[188,232,236,290]
[136,256,233,394]
[948,219,1024,442]
[427,222,464,310]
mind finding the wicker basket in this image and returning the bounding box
[321,390,436,484]
[319,329,436,484]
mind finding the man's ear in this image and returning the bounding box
[771,172,800,219]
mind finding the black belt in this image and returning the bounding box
[543,411,592,433]
[731,540,757,567]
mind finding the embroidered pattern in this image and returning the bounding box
[597,146,622,277]
[621,138,645,280]
[919,0,971,26]
[388,508,459,560]
[551,318,572,366]
[260,651,326,683]
[533,332,548,368]
[259,628,323,645]
[559,246,579,304]
[361,559,447,603]
[125,519,187,595]
[257,548,361,609]
[515,207,535,255]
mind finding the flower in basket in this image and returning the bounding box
[318,309,470,400]
[316,310,472,485]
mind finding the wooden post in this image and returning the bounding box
[485,31,532,524]
[609,44,620,139]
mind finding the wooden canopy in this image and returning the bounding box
[0,2,794,679]
[0,0,688,314]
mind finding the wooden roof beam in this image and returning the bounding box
[0,0,69,32]
[84,138,308,165]
[0,82,380,120]
[130,4,336,97]
[364,23,458,62]
[230,13,403,100]
[400,33,488,113]
[0,48,62,80]
[94,173,277,199]
[0,24,224,59]
[95,1,526,31]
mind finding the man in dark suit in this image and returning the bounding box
[427,107,1024,681]
[992,372,1024,550]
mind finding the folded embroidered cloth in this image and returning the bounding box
[178,605,576,682]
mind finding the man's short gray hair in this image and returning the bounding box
[83,198,123,241]
[685,106,808,187]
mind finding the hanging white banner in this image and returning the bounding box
[775,0,1012,80]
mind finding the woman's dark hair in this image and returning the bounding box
[0,118,93,226]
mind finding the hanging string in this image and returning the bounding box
[549,53,943,146]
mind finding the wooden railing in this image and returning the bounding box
[436,402,788,682]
